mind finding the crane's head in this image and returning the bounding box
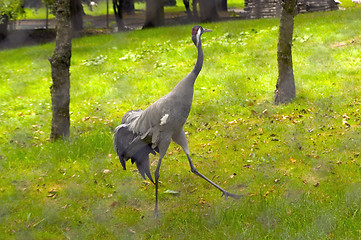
[192,26,212,47]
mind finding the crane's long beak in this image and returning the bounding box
[204,28,213,32]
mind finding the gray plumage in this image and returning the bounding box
[114,109,157,182]
[114,26,241,215]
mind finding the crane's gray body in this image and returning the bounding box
[114,30,203,182]
[132,71,195,144]
[131,69,197,144]
[114,26,240,215]
[114,66,199,183]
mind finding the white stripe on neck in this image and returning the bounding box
[196,28,202,47]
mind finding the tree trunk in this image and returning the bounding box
[49,0,72,140]
[183,0,192,17]
[143,0,164,28]
[123,0,135,14]
[183,0,199,19]
[113,0,125,31]
[274,0,297,105]
[198,0,218,22]
[218,0,227,11]
[70,0,83,32]
[0,15,8,40]
[192,0,199,19]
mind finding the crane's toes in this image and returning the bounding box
[222,191,243,200]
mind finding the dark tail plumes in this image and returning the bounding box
[114,110,156,183]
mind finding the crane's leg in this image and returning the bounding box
[172,130,242,200]
[154,155,163,216]
[154,136,171,216]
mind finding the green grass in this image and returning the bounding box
[1,5,361,239]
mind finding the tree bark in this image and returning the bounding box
[183,0,192,17]
[218,0,227,11]
[113,0,125,31]
[0,15,8,40]
[183,0,199,19]
[49,0,72,140]
[274,0,297,105]
[192,0,199,19]
[143,0,164,28]
[123,0,135,14]
[198,0,218,22]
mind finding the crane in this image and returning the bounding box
[114,26,242,215]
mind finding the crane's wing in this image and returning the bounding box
[114,109,157,183]
[121,109,143,124]
[115,122,139,170]
[130,143,157,183]
[129,100,165,148]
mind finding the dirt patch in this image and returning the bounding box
[0,29,56,50]
[331,35,361,48]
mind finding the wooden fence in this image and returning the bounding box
[244,0,339,19]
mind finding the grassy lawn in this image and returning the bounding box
[1,4,361,239]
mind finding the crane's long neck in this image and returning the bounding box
[192,40,204,77]
[169,37,203,100]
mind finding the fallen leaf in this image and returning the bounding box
[47,193,57,198]
[332,42,346,48]
[163,189,179,195]
[48,189,57,194]
[198,197,206,204]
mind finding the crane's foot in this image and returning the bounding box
[221,191,243,200]
[154,209,160,218]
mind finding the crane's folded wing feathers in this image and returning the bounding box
[130,145,156,183]
[129,102,164,148]
[114,109,158,183]
[114,124,136,170]
[121,109,143,124]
